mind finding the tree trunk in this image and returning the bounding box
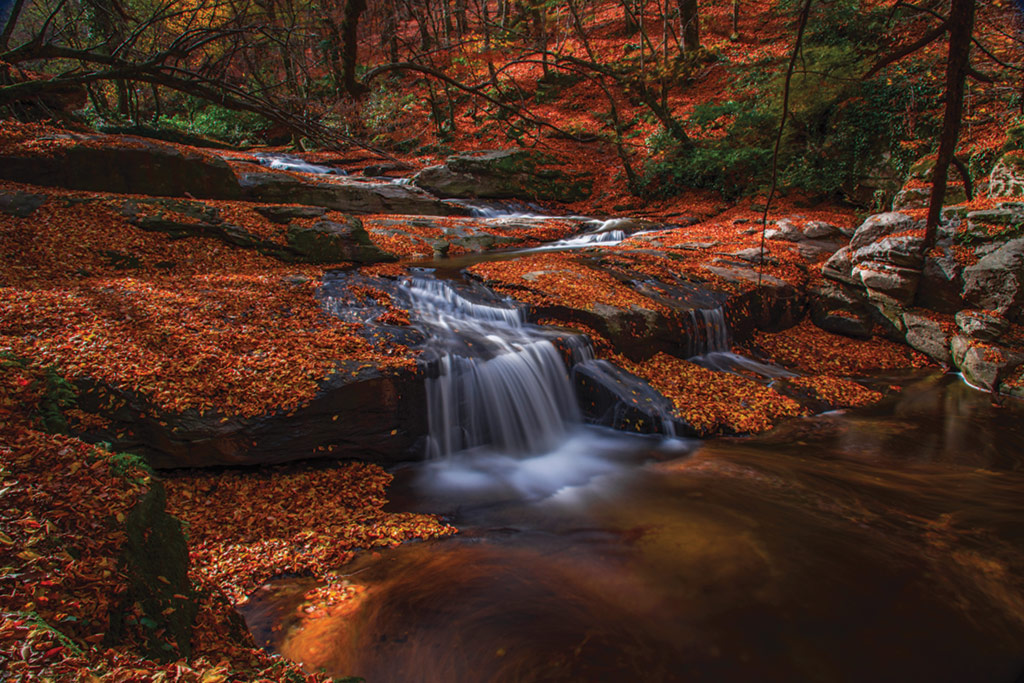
[678,0,699,52]
[341,0,368,97]
[0,0,27,51]
[924,0,974,248]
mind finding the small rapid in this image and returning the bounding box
[402,275,583,459]
[255,153,347,175]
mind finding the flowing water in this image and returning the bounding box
[244,272,1024,683]
[255,152,347,175]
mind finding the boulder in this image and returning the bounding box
[987,151,1024,198]
[413,149,594,203]
[951,335,1024,392]
[286,218,392,263]
[255,205,328,223]
[892,185,967,211]
[802,221,842,239]
[851,234,926,269]
[902,312,953,366]
[572,360,691,436]
[809,282,873,339]
[866,299,908,341]
[0,133,243,199]
[962,237,1024,319]
[123,198,395,264]
[731,247,776,265]
[239,171,465,216]
[79,365,427,468]
[765,218,805,242]
[966,206,1024,230]
[0,189,46,217]
[852,261,920,306]
[849,212,916,250]
[821,246,858,285]
[915,245,964,313]
[954,309,1009,342]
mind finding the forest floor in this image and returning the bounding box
[2,0,1024,679]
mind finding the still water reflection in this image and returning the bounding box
[243,374,1024,683]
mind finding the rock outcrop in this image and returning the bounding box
[414,149,594,202]
[77,364,427,469]
[238,170,465,216]
[0,133,243,199]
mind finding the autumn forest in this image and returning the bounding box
[2,0,1024,681]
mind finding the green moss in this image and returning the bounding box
[108,483,198,661]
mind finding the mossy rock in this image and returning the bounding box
[988,151,1024,198]
[285,217,395,264]
[108,482,198,660]
[413,149,594,203]
[907,156,937,181]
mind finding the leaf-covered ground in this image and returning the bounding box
[1,357,454,682]
[0,176,415,419]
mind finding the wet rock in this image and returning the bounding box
[849,212,916,250]
[0,133,242,199]
[962,237,1024,319]
[239,171,465,216]
[915,245,964,313]
[0,190,46,217]
[951,335,1024,392]
[902,312,953,366]
[572,360,691,436]
[954,309,1009,342]
[413,149,594,203]
[80,365,427,468]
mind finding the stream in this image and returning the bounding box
[242,252,1024,681]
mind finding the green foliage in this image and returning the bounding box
[639,2,942,203]
[1004,118,1024,152]
[1,353,77,434]
[37,367,77,434]
[9,611,84,655]
[362,85,418,134]
[158,105,268,146]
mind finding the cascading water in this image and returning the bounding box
[255,153,346,175]
[686,306,799,379]
[688,307,731,356]
[402,276,583,458]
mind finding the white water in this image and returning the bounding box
[688,307,731,356]
[529,230,626,251]
[256,153,346,175]
[403,276,582,458]
[443,199,552,219]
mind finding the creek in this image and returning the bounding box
[242,240,1024,681]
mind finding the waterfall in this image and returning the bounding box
[403,276,583,458]
[688,307,730,356]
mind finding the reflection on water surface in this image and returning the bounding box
[242,374,1024,683]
